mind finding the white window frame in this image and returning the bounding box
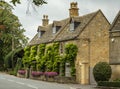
[70,21,74,31]
[38,31,41,38]
[53,26,56,34]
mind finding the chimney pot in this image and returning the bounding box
[42,15,49,26]
[69,2,79,17]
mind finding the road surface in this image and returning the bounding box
[0,73,95,89]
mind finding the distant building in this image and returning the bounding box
[29,2,110,84]
[109,11,120,80]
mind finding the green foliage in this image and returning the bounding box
[36,44,46,71]
[29,45,37,70]
[4,48,24,69]
[10,0,47,6]
[4,51,13,68]
[45,42,60,72]
[13,58,22,76]
[93,62,112,82]
[60,56,66,76]
[0,1,28,69]
[98,81,120,87]
[65,43,78,76]
[21,43,78,77]
[114,78,120,82]
[22,46,31,68]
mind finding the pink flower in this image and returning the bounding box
[31,71,43,77]
[18,70,26,75]
[44,72,58,77]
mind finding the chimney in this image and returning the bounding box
[69,2,79,17]
[42,15,49,26]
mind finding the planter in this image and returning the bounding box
[17,70,26,78]
[30,71,44,80]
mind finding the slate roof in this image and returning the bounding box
[28,10,101,45]
[110,11,120,32]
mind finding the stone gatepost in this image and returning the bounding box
[65,62,71,77]
[81,62,89,84]
[25,68,30,78]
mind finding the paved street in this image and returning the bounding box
[0,73,96,89]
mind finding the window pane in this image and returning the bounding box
[38,31,41,38]
[53,26,56,33]
[70,22,74,31]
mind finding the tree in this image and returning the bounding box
[0,1,28,70]
[10,0,47,6]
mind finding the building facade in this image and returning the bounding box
[29,2,110,84]
[109,11,120,80]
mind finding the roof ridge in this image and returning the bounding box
[75,10,100,38]
[52,19,70,42]
[110,10,120,31]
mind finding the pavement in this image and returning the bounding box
[0,72,97,89]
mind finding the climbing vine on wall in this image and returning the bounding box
[36,44,46,71]
[22,42,78,77]
[22,46,31,68]
[45,42,60,72]
[65,43,78,76]
[29,45,37,70]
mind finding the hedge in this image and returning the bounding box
[98,81,120,87]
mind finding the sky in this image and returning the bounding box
[6,0,120,40]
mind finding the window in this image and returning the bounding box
[38,31,45,38]
[53,26,61,34]
[38,31,41,38]
[74,22,80,29]
[53,26,56,34]
[70,21,80,31]
[70,22,74,31]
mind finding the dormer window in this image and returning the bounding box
[53,26,56,34]
[38,31,41,38]
[70,21,80,31]
[70,21,74,31]
[52,26,61,34]
[38,30,45,38]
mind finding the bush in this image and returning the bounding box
[93,62,112,82]
[98,81,120,87]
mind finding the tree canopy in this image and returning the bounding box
[0,1,28,69]
[10,0,47,6]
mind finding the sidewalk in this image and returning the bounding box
[68,84,97,89]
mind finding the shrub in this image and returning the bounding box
[98,81,120,87]
[18,70,26,75]
[31,71,43,77]
[93,62,112,82]
[44,72,58,77]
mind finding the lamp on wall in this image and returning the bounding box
[111,38,115,42]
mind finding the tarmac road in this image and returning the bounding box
[0,73,96,89]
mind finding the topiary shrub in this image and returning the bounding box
[93,62,112,82]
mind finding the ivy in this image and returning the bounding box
[22,46,31,68]
[22,43,78,77]
[45,42,60,72]
[36,44,46,71]
[29,45,37,70]
[65,43,78,76]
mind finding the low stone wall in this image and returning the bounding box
[29,75,76,83]
[54,76,76,83]
[17,73,25,78]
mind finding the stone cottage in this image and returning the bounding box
[109,11,120,80]
[28,2,110,84]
